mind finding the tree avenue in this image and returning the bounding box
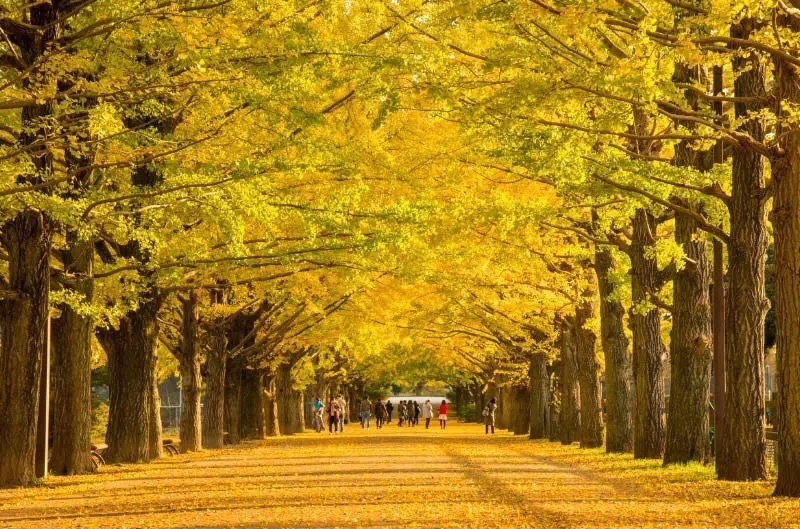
[0,0,799,502]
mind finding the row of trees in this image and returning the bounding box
[2,0,800,500]
[386,0,798,497]
[0,0,446,485]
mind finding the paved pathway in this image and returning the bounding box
[0,422,797,528]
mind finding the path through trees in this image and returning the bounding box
[0,423,797,529]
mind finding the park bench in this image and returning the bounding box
[162,439,179,456]
[90,443,107,471]
[766,429,779,465]
[90,440,178,467]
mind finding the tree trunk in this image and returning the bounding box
[630,208,666,459]
[0,2,61,487]
[506,386,519,433]
[240,369,265,439]
[529,353,550,439]
[549,363,561,442]
[50,238,94,475]
[202,325,226,449]
[178,291,202,453]
[502,386,512,430]
[665,201,712,465]
[263,371,280,437]
[0,210,51,487]
[497,386,509,430]
[771,15,800,494]
[97,294,162,463]
[514,385,531,435]
[220,308,257,445]
[594,228,633,453]
[575,301,604,449]
[559,319,580,445]
[149,370,163,459]
[475,384,486,422]
[223,359,243,445]
[276,362,297,435]
[717,18,769,481]
[293,389,305,434]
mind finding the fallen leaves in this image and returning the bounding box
[0,422,798,528]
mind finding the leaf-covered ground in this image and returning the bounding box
[1,421,798,528]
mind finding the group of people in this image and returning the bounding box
[386,399,448,429]
[310,394,500,434]
[310,396,450,433]
[311,394,351,433]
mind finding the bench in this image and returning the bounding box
[90,443,108,470]
[766,429,778,465]
[162,439,180,456]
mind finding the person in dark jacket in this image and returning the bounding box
[374,400,387,429]
[484,397,497,434]
[385,400,394,423]
[327,399,341,434]
[413,401,421,427]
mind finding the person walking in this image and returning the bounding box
[360,395,372,429]
[397,401,406,427]
[484,397,497,434]
[337,394,347,433]
[385,400,394,424]
[413,401,421,427]
[438,400,448,430]
[375,400,387,429]
[422,399,434,429]
[327,398,341,433]
[312,396,325,433]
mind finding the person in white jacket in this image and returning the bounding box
[337,395,347,432]
[422,400,434,429]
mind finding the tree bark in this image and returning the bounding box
[202,326,227,449]
[223,358,243,445]
[0,2,62,486]
[263,371,280,437]
[717,18,769,481]
[149,370,163,459]
[594,235,633,453]
[497,386,509,430]
[276,362,298,435]
[513,385,531,435]
[507,386,519,432]
[475,383,486,423]
[50,237,94,475]
[549,363,561,442]
[559,318,580,445]
[293,389,305,434]
[97,293,163,463]
[771,12,800,495]
[575,301,604,449]
[221,310,257,445]
[0,211,51,487]
[630,208,666,459]
[665,201,712,465]
[176,291,202,452]
[529,353,550,439]
[240,369,265,439]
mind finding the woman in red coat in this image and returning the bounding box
[438,400,448,430]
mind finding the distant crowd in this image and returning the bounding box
[309,395,500,435]
[310,396,450,433]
